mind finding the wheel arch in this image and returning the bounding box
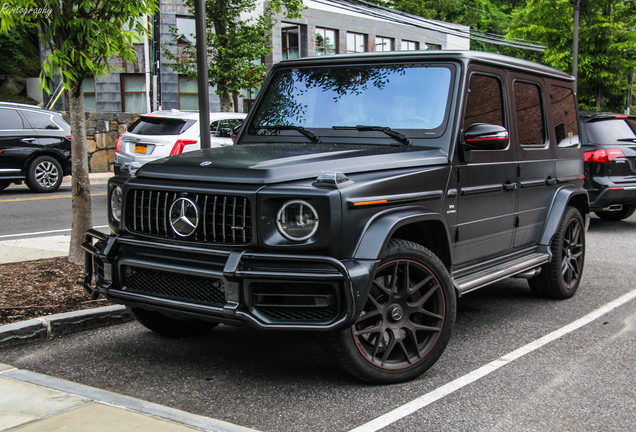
[352,206,452,270]
[539,187,589,247]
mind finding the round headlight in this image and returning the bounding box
[276,200,319,241]
[110,186,123,223]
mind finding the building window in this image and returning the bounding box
[282,26,300,60]
[121,74,147,113]
[83,78,96,112]
[401,40,419,51]
[514,81,545,147]
[346,32,366,53]
[375,36,394,52]
[426,43,442,50]
[316,27,337,56]
[179,76,198,110]
[176,16,196,45]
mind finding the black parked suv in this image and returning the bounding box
[0,102,72,192]
[83,51,588,384]
[580,112,636,221]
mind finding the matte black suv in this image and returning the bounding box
[83,51,588,384]
[0,102,72,193]
[580,112,636,221]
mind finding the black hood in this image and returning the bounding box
[136,143,448,184]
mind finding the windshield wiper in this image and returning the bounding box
[332,125,411,146]
[253,125,320,143]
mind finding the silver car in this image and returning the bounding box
[115,110,246,175]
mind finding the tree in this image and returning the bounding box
[1,0,158,263]
[508,0,636,111]
[165,0,304,112]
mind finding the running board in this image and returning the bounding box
[454,252,550,295]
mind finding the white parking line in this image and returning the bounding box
[0,226,108,240]
[348,289,636,432]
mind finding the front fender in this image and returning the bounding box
[352,205,451,261]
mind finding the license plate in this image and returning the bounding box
[134,145,147,154]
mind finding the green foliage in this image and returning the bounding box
[164,0,304,110]
[0,0,158,95]
[508,0,636,111]
[0,21,40,76]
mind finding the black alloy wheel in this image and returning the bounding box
[324,240,455,384]
[530,206,585,299]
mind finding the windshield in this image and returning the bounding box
[249,64,454,142]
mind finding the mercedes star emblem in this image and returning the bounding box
[169,197,199,237]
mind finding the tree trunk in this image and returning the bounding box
[67,80,93,264]
[219,91,234,112]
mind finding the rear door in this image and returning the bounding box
[0,107,30,179]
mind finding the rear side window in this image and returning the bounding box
[127,117,194,135]
[212,119,243,138]
[584,118,636,144]
[0,108,25,130]
[21,111,60,130]
[463,74,505,130]
[550,86,580,148]
[514,81,545,147]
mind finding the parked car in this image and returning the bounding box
[0,102,72,193]
[84,51,588,384]
[115,110,247,176]
[579,111,636,221]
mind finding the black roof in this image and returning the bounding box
[275,50,574,81]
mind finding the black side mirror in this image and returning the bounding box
[463,123,510,151]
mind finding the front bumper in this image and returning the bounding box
[82,229,377,330]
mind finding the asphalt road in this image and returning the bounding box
[1,213,635,432]
[0,182,108,238]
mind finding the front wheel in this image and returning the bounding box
[529,206,585,299]
[323,240,455,384]
[131,307,218,337]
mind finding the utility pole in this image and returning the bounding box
[627,68,634,115]
[194,0,211,149]
[571,0,581,92]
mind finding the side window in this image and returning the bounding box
[21,111,59,130]
[0,109,24,130]
[463,74,505,131]
[550,86,580,148]
[514,81,545,147]
[210,120,220,136]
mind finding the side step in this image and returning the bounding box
[453,252,550,295]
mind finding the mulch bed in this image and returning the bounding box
[0,257,107,325]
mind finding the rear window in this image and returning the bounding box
[584,118,636,144]
[127,117,194,135]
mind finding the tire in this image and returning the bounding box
[529,206,585,299]
[26,155,63,193]
[131,307,218,337]
[594,206,635,221]
[0,181,11,191]
[323,239,456,384]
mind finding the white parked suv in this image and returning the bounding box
[115,110,246,175]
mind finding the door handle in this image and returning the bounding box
[546,177,557,185]
[503,182,517,191]
[21,138,36,143]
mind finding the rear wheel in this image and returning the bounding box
[323,239,455,384]
[594,205,635,221]
[529,206,585,299]
[26,155,63,193]
[131,307,218,337]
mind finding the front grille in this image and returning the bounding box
[250,282,339,322]
[121,266,225,306]
[125,189,252,244]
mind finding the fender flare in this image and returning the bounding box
[539,187,589,247]
[352,205,452,263]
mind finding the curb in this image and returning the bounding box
[0,305,132,348]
